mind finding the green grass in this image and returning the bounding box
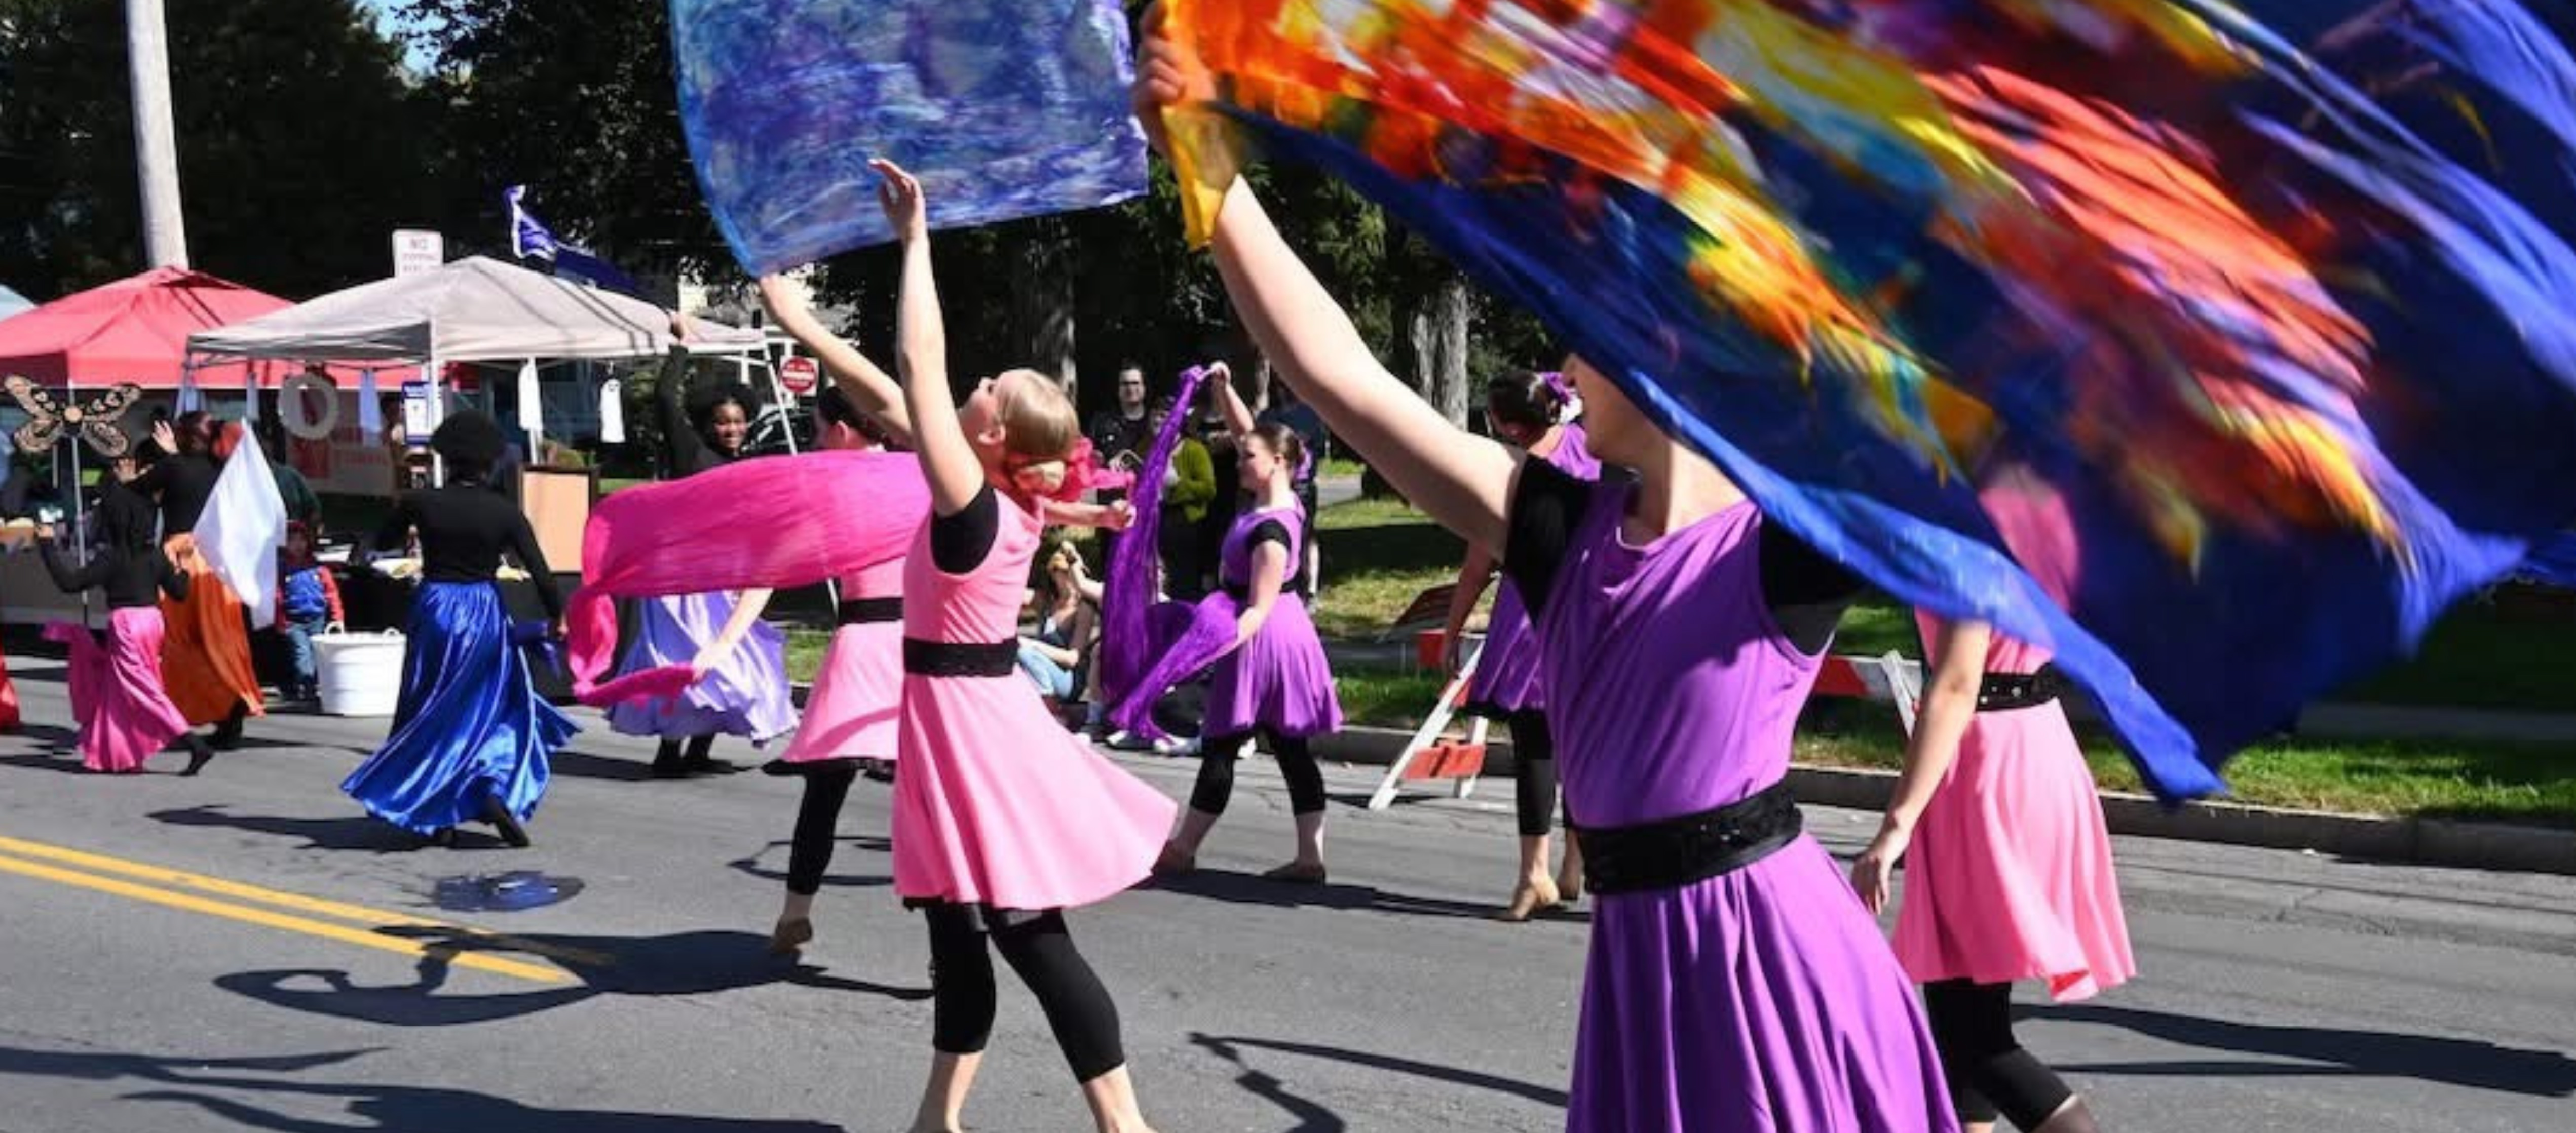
[785,627,832,685]
[2334,597,2575,712]
[1310,495,1476,641]
[1300,495,2576,825]
[1318,457,1367,481]
[1791,698,2576,828]
[1333,667,1453,730]
[1320,666,2576,826]
[1310,498,2576,715]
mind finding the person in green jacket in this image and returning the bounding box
[1154,397,1216,600]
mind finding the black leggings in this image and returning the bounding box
[1922,979,2073,1129]
[924,905,1125,1082]
[785,766,859,896]
[1504,711,1558,838]
[1189,730,1325,816]
[654,734,717,765]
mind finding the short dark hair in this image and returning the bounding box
[430,409,505,476]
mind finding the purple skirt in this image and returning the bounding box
[1204,593,1342,738]
[1572,835,1957,1133]
[1464,579,1543,718]
[605,592,795,743]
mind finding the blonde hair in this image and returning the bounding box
[992,368,1080,495]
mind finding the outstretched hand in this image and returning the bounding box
[755,275,808,327]
[1130,2,1211,158]
[872,159,928,242]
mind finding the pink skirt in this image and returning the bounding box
[1893,701,2135,1001]
[780,620,903,763]
[891,672,1175,911]
[46,611,192,774]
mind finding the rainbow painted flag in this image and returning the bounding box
[1159,0,2576,800]
[673,0,1148,274]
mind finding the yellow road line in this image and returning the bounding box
[0,834,612,968]
[0,853,570,984]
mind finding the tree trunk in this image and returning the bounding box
[1014,218,1079,397]
[1430,276,1472,428]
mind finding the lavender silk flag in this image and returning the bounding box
[672,0,1149,274]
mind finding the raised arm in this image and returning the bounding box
[875,161,981,516]
[656,325,714,476]
[1206,361,1256,439]
[756,274,916,445]
[1849,618,1991,914]
[1134,9,1514,554]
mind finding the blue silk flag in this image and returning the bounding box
[672,0,1149,274]
[2523,533,2576,588]
[1162,0,2576,801]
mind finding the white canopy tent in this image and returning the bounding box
[0,285,31,322]
[187,255,764,362]
[185,255,778,480]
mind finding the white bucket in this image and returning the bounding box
[315,630,407,717]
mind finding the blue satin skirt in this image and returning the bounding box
[342,582,577,834]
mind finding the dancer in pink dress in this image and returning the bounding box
[1851,616,2131,1132]
[37,484,215,775]
[753,274,921,956]
[835,160,1168,1133]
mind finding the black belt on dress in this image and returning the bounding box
[837,596,903,626]
[1570,780,1804,896]
[1977,666,2068,713]
[902,638,1017,677]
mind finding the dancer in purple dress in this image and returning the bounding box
[1439,370,1601,920]
[1152,366,1344,883]
[607,323,795,777]
[1138,29,1953,1127]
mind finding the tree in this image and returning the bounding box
[0,0,450,298]
[397,0,733,278]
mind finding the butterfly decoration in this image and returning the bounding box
[3,375,144,457]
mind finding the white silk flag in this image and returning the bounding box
[194,428,288,625]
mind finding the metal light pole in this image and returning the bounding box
[125,0,189,268]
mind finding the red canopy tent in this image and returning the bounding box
[0,266,420,392]
[0,266,288,390]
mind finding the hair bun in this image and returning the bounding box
[1012,459,1069,496]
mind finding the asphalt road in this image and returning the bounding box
[0,662,2568,1132]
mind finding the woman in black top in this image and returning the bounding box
[602,331,795,778]
[37,487,214,775]
[339,410,575,848]
[135,411,264,748]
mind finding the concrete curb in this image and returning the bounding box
[1302,723,2576,877]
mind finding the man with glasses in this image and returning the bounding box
[1086,364,1155,559]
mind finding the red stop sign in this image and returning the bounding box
[779,355,820,395]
